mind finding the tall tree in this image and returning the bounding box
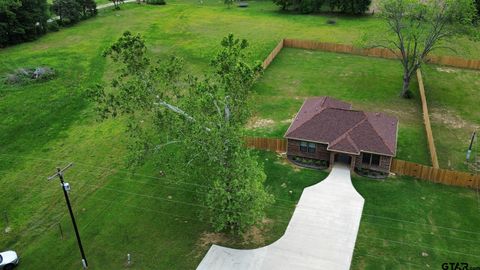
[89,32,273,233]
[51,0,82,25]
[80,0,97,18]
[109,0,124,9]
[338,0,371,14]
[376,0,477,98]
[0,0,48,46]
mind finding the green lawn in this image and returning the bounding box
[2,149,479,269]
[352,173,480,269]
[1,0,480,269]
[249,48,431,166]
[420,65,480,172]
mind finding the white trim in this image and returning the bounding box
[285,136,330,146]
[329,149,360,156]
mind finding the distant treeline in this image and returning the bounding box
[0,0,97,47]
[273,0,372,15]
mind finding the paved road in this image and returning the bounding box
[197,164,365,270]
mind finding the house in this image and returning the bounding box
[284,97,398,177]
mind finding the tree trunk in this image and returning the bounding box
[401,73,411,98]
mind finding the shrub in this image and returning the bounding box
[146,0,165,5]
[326,18,336,24]
[47,21,60,32]
[274,0,371,15]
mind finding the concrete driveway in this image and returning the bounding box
[196,164,365,270]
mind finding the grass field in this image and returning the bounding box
[352,172,480,269]
[421,66,480,172]
[1,0,480,269]
[2,149,479,269]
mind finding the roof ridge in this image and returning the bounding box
[362,118,394,155]
[345,134,359,152]
[365,114,395,154]
[284,98,325,137]
[319,96,328,108]
[327,116,368,152]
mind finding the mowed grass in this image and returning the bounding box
[1,0,480,269]
[0,147,322,269]
[250,48,431,165]
[352,174,480,269]
[420,66,480,172]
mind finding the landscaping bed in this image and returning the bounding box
[289,156,329,170]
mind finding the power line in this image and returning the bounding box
[362,213,480,236]
[87,196,480,261]
[4,163,480,237]
[0,153,299,205]
[0,157,299,209]
[353,250,425,268]
[357,234,480,258]
[360,220,480,244]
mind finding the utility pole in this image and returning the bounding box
[48,163,88,269]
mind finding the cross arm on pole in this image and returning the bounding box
[47,163,74,181]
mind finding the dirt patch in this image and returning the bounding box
[246,117,275,129]
[242,218,274,246]
[436,67,458,73]
[339,71,354,77]
[429,108,479,129]
[194,231,229,258]
[427,210,438,234]
[194,218,275,257]
[274,153,302,171]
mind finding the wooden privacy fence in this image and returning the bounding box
[391,159,480,189]
[244,137,287,152]
[262,39,284,69]
[416,69,439,168]
[282,38,480,70]
[244,137,480,189]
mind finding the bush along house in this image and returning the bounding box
[284,97,398,178]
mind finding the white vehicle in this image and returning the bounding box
[0,251,19,270]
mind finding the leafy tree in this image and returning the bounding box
[51,0,82,25]
[89,32,274,233]
[374,0,477,98]
[0,0,48,46]
[337,0,371,14]
[274,0,370,14]
[224,0,234,7]
[80,0,97,17]
[476,0,480,16]
[273,0,294,10]
[110,0,124,9]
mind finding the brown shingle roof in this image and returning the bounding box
[284,97,398,156]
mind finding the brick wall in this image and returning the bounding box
[355,152,392,172]
[287,139,330,161]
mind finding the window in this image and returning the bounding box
[308,142,316,153]
[362,153,371,164]
[371,154,380,166]
[362,153,381,166]
[300,141,308,152]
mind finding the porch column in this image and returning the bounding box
[329,152,335,169]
